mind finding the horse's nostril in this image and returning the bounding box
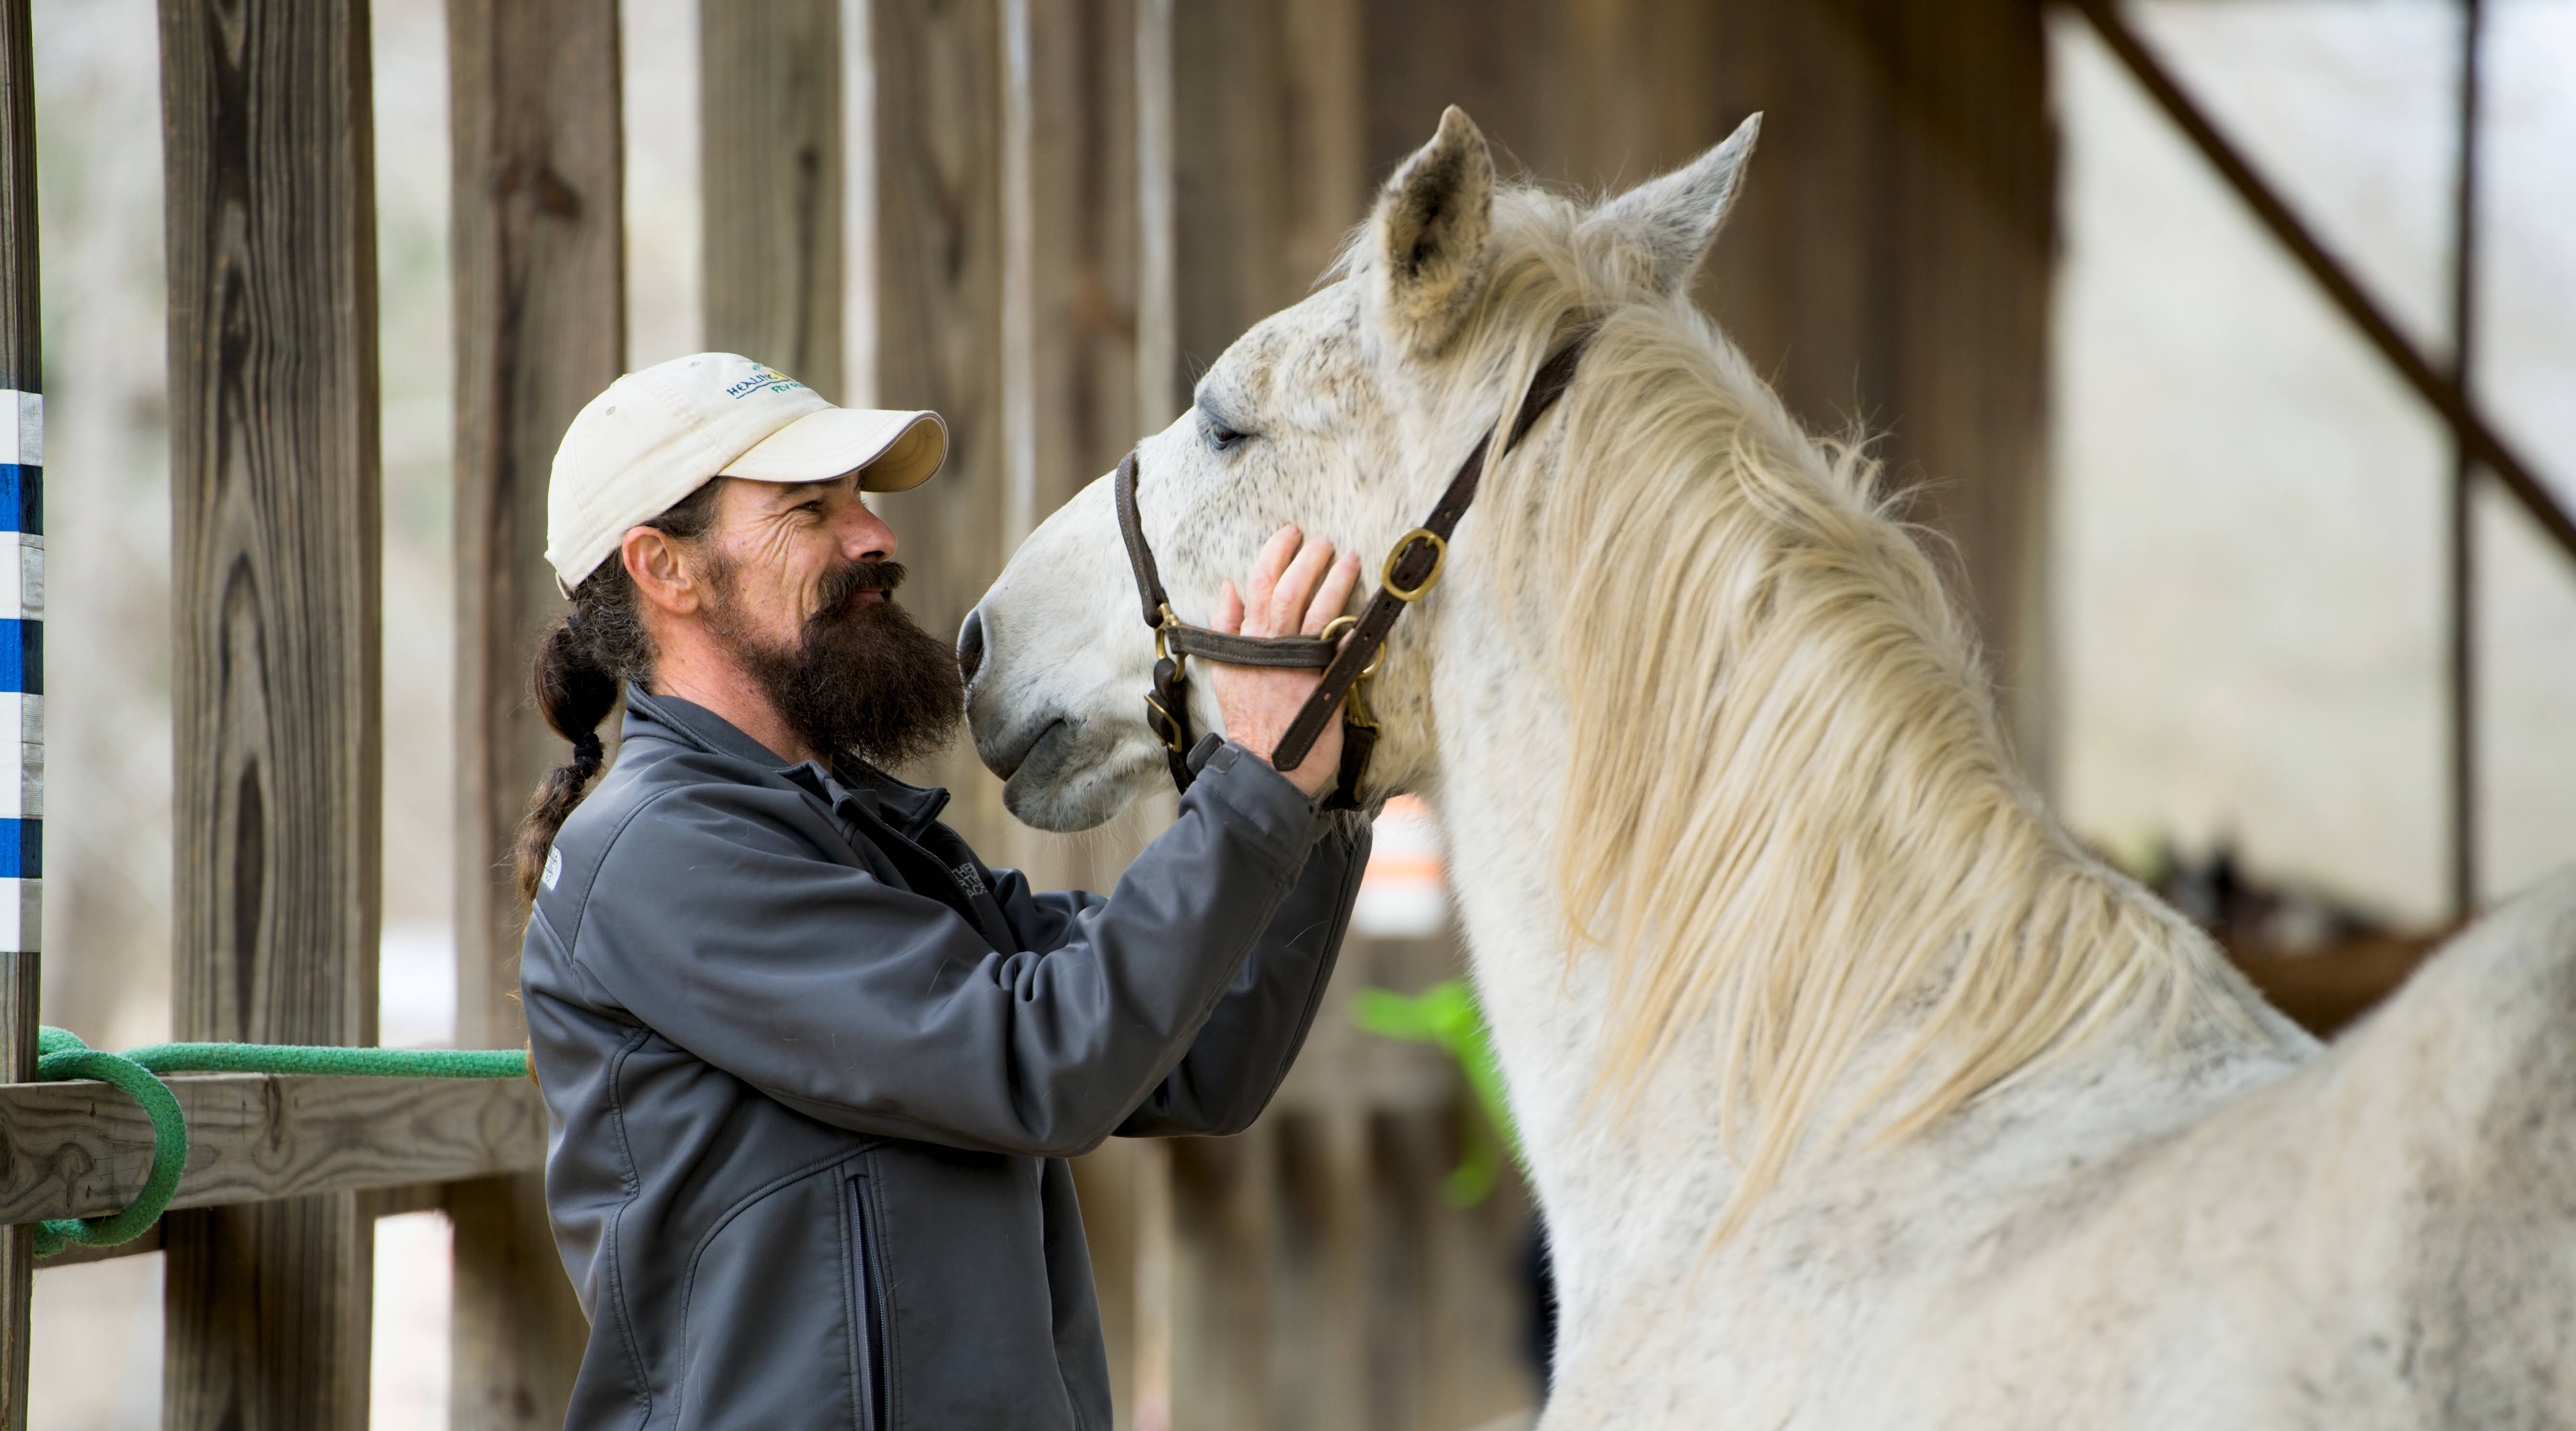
[956,607,987,685]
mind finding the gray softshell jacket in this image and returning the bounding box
[521,686,1370,1431]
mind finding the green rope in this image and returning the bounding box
[25,1027,529,1258]
[1350,980,1518,1207]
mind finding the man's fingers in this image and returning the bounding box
[1269,538,1335,633]
[1304,553,1362,636]
[1244,525,1299,627]
[1213,579,1244,636]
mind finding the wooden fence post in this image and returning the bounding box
[863,0,1006,844]
[446,0,625,1424]
[0,1,38,1425]
[157,0,383,1425]
[701,0,844,401]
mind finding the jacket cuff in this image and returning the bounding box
[1187,741,1316,861]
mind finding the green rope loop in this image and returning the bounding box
[23,1027,530,1258]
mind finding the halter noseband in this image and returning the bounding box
[1113,331,1591,810]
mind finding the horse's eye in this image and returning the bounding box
[1202,416,1252,454]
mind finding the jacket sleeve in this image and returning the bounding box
[985,802,1372,1139]
[558,746,1318,1158]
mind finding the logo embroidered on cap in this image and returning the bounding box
[722,365,806,401]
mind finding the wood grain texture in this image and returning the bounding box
[701,0,843,398]
[0,2,37,1419]
[0,1073,545,1224]
[1170,0,1365,384]
[865,0,1008,847]
[157,0,383,1422]
[446,0,624,1421]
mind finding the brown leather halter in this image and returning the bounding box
[1114,332,1591,810]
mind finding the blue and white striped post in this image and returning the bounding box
[0,385,29,955]
[0,168,29,1431]
[1,0,36,1412]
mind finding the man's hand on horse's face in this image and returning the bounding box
[1208,525,1362,798]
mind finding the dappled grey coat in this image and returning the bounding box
[522,686,1369,1431]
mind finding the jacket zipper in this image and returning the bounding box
[852,1175,891,1431]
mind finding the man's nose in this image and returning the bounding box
[844,501,898,561]
[956,607,987,686]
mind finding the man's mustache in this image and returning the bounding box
[811,560,909,623]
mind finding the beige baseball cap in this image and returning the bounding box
[545,352,948,591]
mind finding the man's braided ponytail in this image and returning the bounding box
[513,480,723,905]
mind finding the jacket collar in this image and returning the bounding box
[621,683,953,839]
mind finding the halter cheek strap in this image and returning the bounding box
[1116,331,1591,808]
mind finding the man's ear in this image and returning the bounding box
[1588,112,1760,296]
[1369,106,1496,355]
[622,526,703,617]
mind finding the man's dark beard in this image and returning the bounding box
[706,556,965,770]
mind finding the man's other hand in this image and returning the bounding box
[1206,525,1363,798]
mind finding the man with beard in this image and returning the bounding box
[516,353,1370,1431]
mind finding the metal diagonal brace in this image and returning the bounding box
[2068,0,2576,567]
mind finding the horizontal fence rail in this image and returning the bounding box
[0,1073,544,1226]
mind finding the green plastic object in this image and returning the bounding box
[1350,980,1517,1207]
[23,1026,530,1257]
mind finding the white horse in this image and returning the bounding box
[963,107,2576,1428]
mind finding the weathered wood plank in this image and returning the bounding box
[701,0,844,399]
[0,1073,544,1224]
[157,0,384,1421]
[1170,0,1365,377]
[867,0,1008,845]
[33,1180,457,1272]
[446,0,624,1423]
[0,0,36,1415]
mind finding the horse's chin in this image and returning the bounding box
[996,720,1160,833]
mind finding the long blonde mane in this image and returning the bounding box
[1444,187,2246,1234]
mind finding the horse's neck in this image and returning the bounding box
[1422,538,2306,1329]
[1426,583,1746,1299]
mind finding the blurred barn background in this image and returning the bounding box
[18,0,2575,1427]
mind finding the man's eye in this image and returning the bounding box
[796,500,825,514]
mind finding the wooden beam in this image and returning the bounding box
[157,0,384,1422]
[2068,0,2576,570]
[0,1073,545,1225]
[701,0,844,399]
[1170,0,1364,379]
[446,0,624,1423]
[2445,0,2484,918]
[866,0,1007,843]
[34,1181,454,1272]
[0,0,36,1422]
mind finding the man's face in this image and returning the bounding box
[702,469,897,644]
[692,470,965,767]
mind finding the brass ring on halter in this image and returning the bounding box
[1318,614,1384,678]
[1381,529,1447,602]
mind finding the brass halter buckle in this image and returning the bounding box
[1318,614,1384,730]
[1381,529,1448,602]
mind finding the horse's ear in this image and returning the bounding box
[1368,106,1495,355]
[1590,112,1761,295]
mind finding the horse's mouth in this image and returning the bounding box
[986,714,1157,832]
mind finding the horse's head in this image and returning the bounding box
[964,106,1758,831]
